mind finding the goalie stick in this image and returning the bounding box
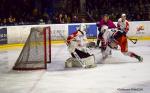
[72,52,86,68]
[58,31,87,68]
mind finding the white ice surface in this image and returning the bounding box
[0,41,150,93]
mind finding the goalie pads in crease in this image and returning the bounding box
[71,48,91,59]
[65,54,96,68]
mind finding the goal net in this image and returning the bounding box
[13,27,51,70]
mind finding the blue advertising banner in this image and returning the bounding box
[0,28,7,44]
[68,24,97,38]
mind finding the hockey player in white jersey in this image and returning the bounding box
[117,13,129,35]
[99,25,143,62]
[65,24,96,68]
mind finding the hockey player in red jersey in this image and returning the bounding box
[117,14,129,35]
[99,25,143,62]
[65,24,96,68]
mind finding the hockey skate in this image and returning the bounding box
[137,56,143,62]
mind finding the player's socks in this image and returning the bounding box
[130,53,143,62]
[96,40,100,47]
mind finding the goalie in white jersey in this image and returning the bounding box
[65,24,96,68]
[100,25,143,62]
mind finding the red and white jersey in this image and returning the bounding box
[67,30,87,45]
[117,18,129,33]
[67,30,87,52]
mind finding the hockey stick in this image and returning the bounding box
[126,25,144,44]
[58,31,87,68]
[127,36,138,44]
[72,52,86,68]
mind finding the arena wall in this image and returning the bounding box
[0,21,150,44]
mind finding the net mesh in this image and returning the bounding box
[13,27,51,70]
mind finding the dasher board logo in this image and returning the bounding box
[0,28,7,44]
[68,24,97,39]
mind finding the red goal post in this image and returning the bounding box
[13,26,51,70]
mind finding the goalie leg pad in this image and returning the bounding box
[81,55,97,68]
[65,57,81,68]
[65,55,96,68]
[72,49,91,58]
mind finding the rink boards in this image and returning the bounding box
[0,21,150,45]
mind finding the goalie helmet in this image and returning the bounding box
[76,24,88,36]
[78,24,87,32]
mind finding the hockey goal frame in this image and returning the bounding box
[13,26,51,70]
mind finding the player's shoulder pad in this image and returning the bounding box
[118,18,122,22]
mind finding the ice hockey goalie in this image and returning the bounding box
[65,24,96,68]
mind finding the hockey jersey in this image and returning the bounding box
[67,30,87,53]
[117,18,129,33]
[98,19,116,29]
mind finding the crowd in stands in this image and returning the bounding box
[0,0,150,26]
[86,0,150,21]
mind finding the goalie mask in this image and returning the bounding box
[77,24,88,35]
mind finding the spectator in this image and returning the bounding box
[64,14,70,23]
[42,11,50,23]
[8,15,15,25]
[0,18,2,26]
[0,0,150,25]
[72,15,79,23]
[58,13,64,24]
[81,18,86,23]
[3,18,7,26]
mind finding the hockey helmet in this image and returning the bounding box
[101,25,108,33]
[121,13,126,17]
[78,24,87,32]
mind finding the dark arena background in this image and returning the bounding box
[0,0,150,25]
[0,0,150,93]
